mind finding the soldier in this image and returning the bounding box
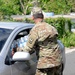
[23,7,62,75]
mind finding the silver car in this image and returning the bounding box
[0,22,66,75]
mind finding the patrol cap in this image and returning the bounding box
[31,7,43,15]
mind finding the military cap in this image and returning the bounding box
[31,7,42,15]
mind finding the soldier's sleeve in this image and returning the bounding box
[23,30,38,52]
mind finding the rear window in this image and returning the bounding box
[0,28,12,52]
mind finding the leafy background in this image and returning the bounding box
[0,0,75,47]
[0,0,75,15]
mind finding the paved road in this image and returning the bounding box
[63,48,75,75]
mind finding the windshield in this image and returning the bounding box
[0,28,12,52]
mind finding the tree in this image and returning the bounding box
[0,0,21,15]
[19,0,33,15]
[0,0,74,16]
[38,0,72,14]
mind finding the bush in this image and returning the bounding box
[60,33,75,47]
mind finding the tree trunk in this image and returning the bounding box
[19,0,26,15]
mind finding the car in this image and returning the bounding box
[0,22,66,75]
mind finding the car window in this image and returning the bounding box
[11,29,30,55]
[0,28,12,52]
[5,28,31,65]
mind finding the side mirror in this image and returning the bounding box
[12,52,30,61]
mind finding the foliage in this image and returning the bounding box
[25,18,34,23]
[19,0,33,15]
[60,33,75,47]
[0,0,75,16]
[38,0,72,14]
[0,0,21,15]
[0,0,34,15]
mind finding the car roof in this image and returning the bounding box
[0,22,34,30]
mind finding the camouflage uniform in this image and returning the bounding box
[23,7,62,75]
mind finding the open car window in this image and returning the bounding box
[5,28,31,65]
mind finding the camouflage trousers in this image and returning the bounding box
[35,65,62,75]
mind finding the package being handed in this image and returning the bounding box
[23,35,28,46]
[17,35,29,51]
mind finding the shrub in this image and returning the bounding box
[60,33,75,47]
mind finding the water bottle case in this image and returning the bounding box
[11,29,31,52]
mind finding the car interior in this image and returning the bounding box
[5,28,31,65]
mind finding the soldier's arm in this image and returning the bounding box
[23,30,38,52]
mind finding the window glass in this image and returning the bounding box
[0,28,12,52]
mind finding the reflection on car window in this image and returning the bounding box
[0,28,12,52]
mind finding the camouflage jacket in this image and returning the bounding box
[23,21,62,68]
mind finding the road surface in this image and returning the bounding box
[63,48,75,75]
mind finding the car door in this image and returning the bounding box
[0,56,11,75]
[0,29,12,75]
[4,28,37,75]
